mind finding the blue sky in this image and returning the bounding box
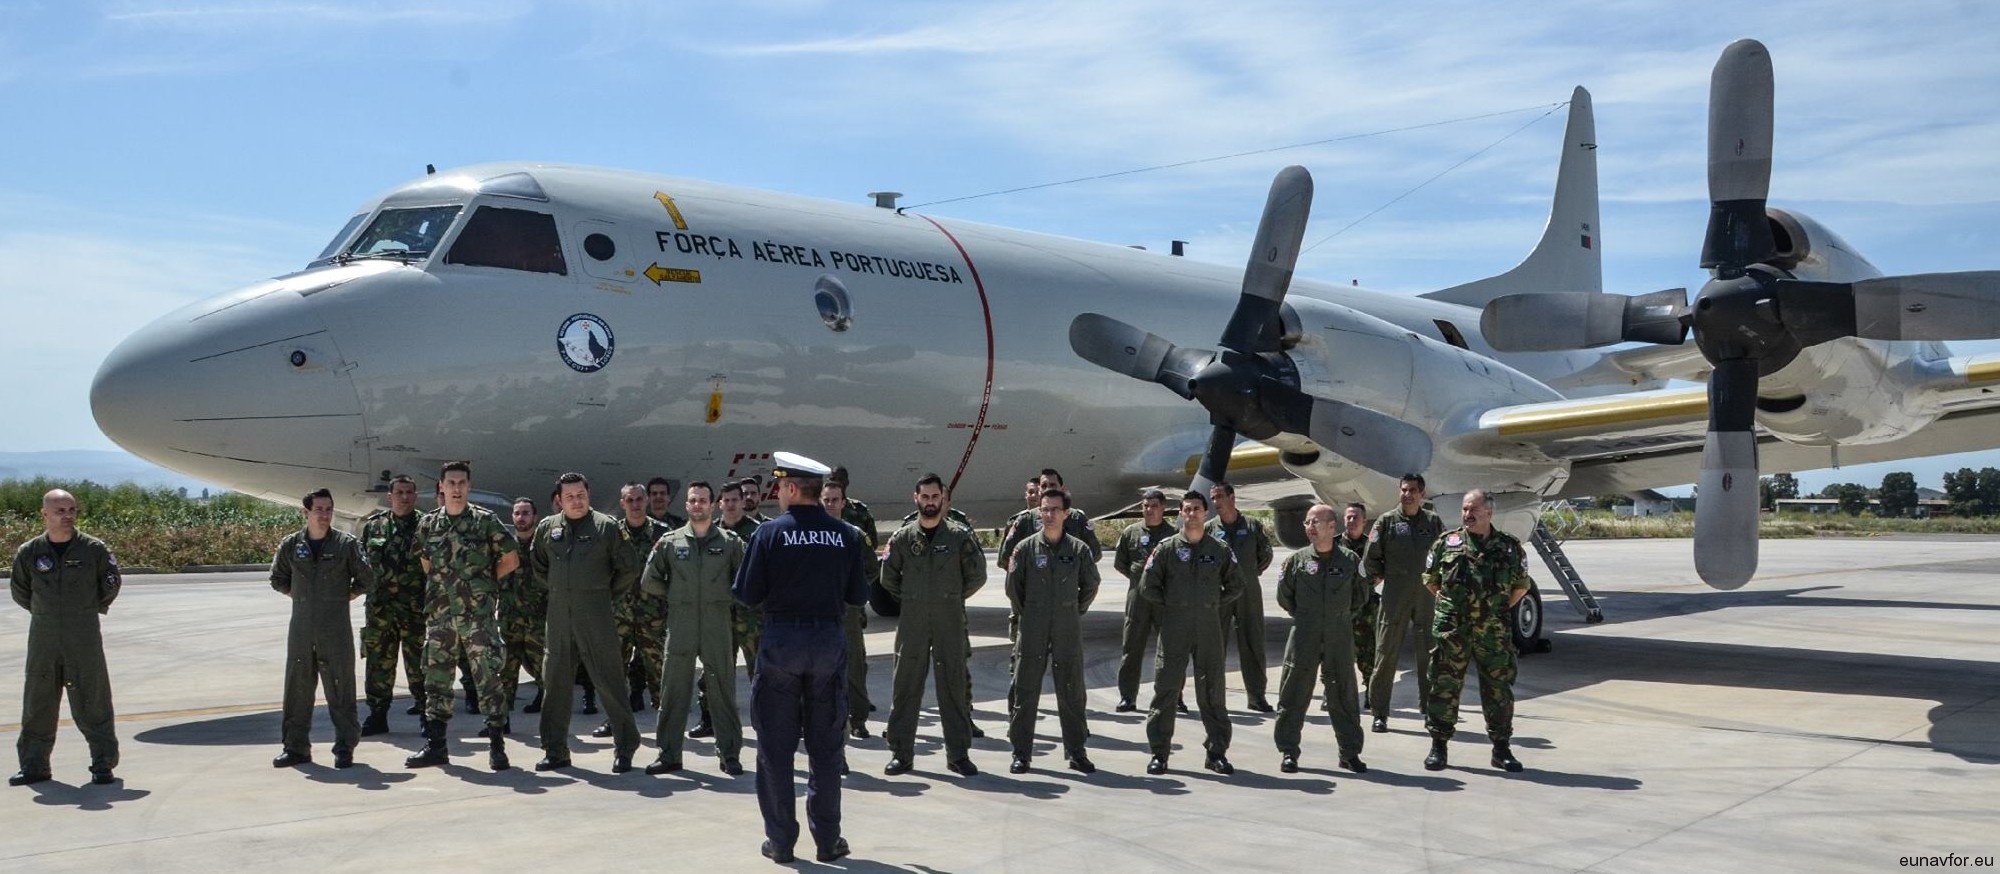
[5,1,2000,496]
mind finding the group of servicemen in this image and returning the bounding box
[8,461,1533,792]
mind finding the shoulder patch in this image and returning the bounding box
[1445,532,1463,548]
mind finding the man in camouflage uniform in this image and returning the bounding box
[10,489,121,787]
[880,473,984,777]
[822,471,875,739]
[1003,488,1100,775]
[498,497,547,717]
[1208,482,1275,713]
[1273,504,1369,774]
[270,488,375,769]
[1339,502,1378,702]
[1141,491,1240,776]
[646,476,688,529]
[614,483,671,717]
[1113,489,1177,712]
[532,473,643,773]
[407,461,519,771]
[359,475,426,734]
[1363,473,1446,733]
[643,481,745,776]
[1422,489,1531,773]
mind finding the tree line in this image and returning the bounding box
[1755,468,2000,518]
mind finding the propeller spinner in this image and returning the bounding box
[1069,166,1432,495]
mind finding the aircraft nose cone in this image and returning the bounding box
[91,280,370,499]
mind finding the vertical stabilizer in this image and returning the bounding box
[1421,86,1601,305]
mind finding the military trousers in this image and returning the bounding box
[360,597,425,713]
[17,621,118,774]
[750,620,847,858]
[420,615,507,729]
[617,598,666,702]
[1116,586,1162,704]
[1274,630,1362,759]
[1369,582,1435,718]
[1352,591,1381,682]
[1008,626,1089,758]
[843,605,870,729]
[284,633,360,756]
[657,628,741,762]
[1144,613,1231,757]
[1424,612,1517,742]
[497,605,546,710]
[540,612,638,756]
[884,612,973,759]
[1218,579,1269,700]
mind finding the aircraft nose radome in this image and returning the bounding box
[90,284,369,497]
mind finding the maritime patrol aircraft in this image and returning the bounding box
[90,40,2000,617]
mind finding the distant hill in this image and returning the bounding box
[0,450,220,494]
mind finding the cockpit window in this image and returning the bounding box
[309,213,368,267]
[343,205,462,263]
[444,206,568,275]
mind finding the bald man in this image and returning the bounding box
[11,490,122,786]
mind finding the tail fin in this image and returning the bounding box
[1421,86,1601,306]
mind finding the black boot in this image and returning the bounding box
[360,708,388,737]
[1491,741,1522,772]
[582,686,599,716]
[522,690,544,714]
[1424,738,1449,771]
[405,720,449,768]
[489,734,511,771]
[629,688,645,713]
[461,682,479,715]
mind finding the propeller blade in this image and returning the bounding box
[1189,424,1237,495]
[1259,379,1433,478]
[1700,38,1778,272]
[1847,271,2000,341]
[1068,313,1211,399]
[1480,289,1689,351]
[1693,357,1760,589]
[1220,166,1314,354]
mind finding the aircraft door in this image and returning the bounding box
[573,219,638,284]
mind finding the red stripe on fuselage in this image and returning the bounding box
[918,216,996,495]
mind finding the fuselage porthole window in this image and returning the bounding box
[584,233,616,261]
[445,206,569,275]
[814,273,853,332]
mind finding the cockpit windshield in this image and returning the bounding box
[340,205,462,263]
[308,213,368,267]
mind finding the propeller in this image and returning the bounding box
[1069,166,1433,495]
[1483,38,2000,588]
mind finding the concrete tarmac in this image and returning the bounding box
[2,537,1996,872]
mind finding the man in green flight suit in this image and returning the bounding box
[646,476,688,529]
[10,489,121,787]
[822,471,875,739]
[1422,489,1532,773]
[359,475,426,735]
[1339,502,1378,700]
[1363,473,1446,733]
[642,481,745,776]
[1004,487,1100,774]
[612,483,671,721]
[531,472,642,773]
[691,480,764,740]
[270,488,375,769]
[880,473,984,777]
[1112,489,1177,712]
[1273,503,1369,774]
[1208,482,1275,713]
[498,497,547,718]
[407,461,520,772]
[1141,491,1240,776]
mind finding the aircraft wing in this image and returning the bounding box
[1446,351,2000,497]
[1546,344,1712,390]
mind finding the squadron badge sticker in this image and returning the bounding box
[557,313,615,373]
[34,555,53,572]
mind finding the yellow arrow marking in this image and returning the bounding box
[654,191,688,230]
[645,263,701,284]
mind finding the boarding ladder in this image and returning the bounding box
[1531,503,1603,623]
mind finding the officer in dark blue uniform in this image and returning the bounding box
[733,452,868,865]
